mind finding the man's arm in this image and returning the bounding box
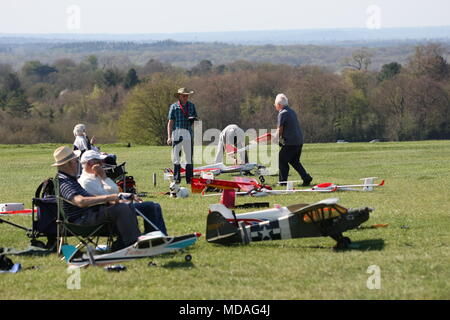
[167,119,174,145]
[71,193,119,208]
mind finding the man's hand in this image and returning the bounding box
[167,137,172,145]
[90,136,97,145]
[92,163,107,179]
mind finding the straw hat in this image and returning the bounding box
[51,146,81,167]
[174,88,194,98]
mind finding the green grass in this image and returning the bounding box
[1,141,450,299]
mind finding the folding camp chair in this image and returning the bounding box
[103,162,136,193]
[54,175,116,255]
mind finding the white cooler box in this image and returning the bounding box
[0,203,25,212]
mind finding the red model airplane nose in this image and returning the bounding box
[195,232,202,238]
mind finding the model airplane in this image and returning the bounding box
[206,198,372,250]
[164,162,264,180]
[225,132,273,156]
[194,176,337,197]
[279,177,385,192]
[191,176,273,195]
[61,231,201,267]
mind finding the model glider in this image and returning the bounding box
[206,198,372,249]
[61,231,201,267]
[279,177,385,192]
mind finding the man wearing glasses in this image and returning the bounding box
[78,150,168,235]
[52,146,140,251]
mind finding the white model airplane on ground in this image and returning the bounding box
[62,231,201,268]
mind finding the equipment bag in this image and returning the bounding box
[35,178,55,199]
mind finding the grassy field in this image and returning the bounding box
[0,141,449,300]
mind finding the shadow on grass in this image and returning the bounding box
[209,238,385,252]
[342,239,385,251]
[161,261,195,269]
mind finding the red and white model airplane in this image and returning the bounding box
[195,176,384,197]
[279,177,385,192]
[192,176,337,197]
[225,132,273,156]
[164,163,263,180]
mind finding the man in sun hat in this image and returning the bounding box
[78,150,168,235]
[52,146,141,250]
[167,88,198,184]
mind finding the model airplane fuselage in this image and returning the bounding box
[62,231,201,267]
[206,198,372,249]
[164,163,262,180]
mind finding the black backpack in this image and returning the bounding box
[0,252,14,271]
[35,178,55,199]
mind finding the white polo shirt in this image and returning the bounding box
[78,171,119,196]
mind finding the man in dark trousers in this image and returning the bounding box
[167,88,198,184]
[274,93,313,186]
[52,146,141,251]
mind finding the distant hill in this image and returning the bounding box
[1,26,450,45]
[1,26,449,71]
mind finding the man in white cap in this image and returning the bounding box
[167,88,198,184]
[78,150,168,235]
[52,146,140,250]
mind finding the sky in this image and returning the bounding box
[0,0,449,34]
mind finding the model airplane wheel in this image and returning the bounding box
[185,254,192,262]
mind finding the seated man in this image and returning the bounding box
[78,150,168,235]
[52,146,140,250]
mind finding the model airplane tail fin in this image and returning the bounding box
[61,245,78,262]
[206,211,244,244]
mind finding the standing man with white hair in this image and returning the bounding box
[274,93,313,186]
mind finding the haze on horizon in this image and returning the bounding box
[1,0,449,35]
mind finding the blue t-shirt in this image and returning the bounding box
[277,106,303,146]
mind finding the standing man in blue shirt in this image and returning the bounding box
[167,88,198,184]
[274,93,313,186]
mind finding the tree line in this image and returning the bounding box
[1,43,449,145]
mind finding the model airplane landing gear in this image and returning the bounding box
[185,254,192,262]
[332,235,352,251]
